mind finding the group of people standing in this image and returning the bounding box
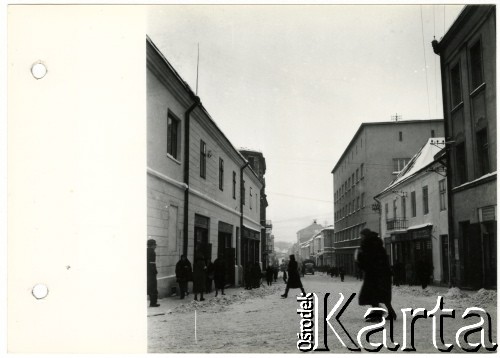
[175,254,227,301]
[392,259,433,289]
[328,266,345,282]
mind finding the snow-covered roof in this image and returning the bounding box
[452,171,497,191]
[378,138,445,196]
[238,147,263,154]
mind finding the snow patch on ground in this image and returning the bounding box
[172,284,283,314]
[394,285,437,297]
[472,288,497,307]
[444,287,470,300]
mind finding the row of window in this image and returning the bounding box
[334,223,366,243]
[384,180,447,222]
[334,163,364,202]
[335,193,365,222]
[339,138,363,174]
[166,114,257,210]
[449,38,491,185]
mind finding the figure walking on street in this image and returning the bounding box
[192,254,207,301]
[213,254,226,296]
[356,228,397,322]
[416,259,432,289]
[266,264,274,286]
[244,263,253,290]
[339,266,345,282]
[147,239,160,307]
[273,265,278,282]
[281,255,306,298]
[206,258,214,294]
[252,262,263,288]
[175,254,193,299]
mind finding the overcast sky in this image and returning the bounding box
[147,4,464,244]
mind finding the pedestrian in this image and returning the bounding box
[405,262,414,286]
[416,259,432,289]
[147,239,160,307]
[281,255,306,298]
[273,265,278,282]
[192,254,207,301]
[244,262,253,290]
[252,262,263,288]
[339,266,345,282]
[356,228,397,321]
[206,258,214,294]
[175,254,192,299]
[213,254,226,297]
[266,264,274,286]
[392,260,403,287]
[301,263,306,277]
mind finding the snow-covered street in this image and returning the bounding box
[148,274,497,353]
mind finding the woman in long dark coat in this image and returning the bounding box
[357,228,397,321]
[192,255,206,301]
[281,255,306,298]
[213,255,226,296]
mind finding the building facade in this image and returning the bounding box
[331,120,444,276]
[375,138,449,285]
[147,37,263,297]
[239,150,269,268]
[432,5,496,289]
[296,220,324,262]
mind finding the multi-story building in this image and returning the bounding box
[318,226,335,267]
[331,119,444,276]
[147,37,263,296]
[296,220,324,262]
[240,149,269,268]
[375,138,449,285]
[264,220,275,266]
[432,5,496,289]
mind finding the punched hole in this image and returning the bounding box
[32,284,49,299]
[31,62,47,79]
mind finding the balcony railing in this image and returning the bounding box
[386,218,408,231]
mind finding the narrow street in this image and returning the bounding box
[148,273,497,353]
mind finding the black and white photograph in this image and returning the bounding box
[145,4,497,353]
[4,2,497,355]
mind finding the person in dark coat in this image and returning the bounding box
[175,254,193,299]
[392,260,403,287]
[266,264,274,286]
[339,266,345,282]
[357,228,397,321]
[416,259,432,289]
[147,239,160,307]
[213,254,226,296]
[244,262,253,290]
[273,265,278,282]
[192,254,206,301]
[281,255,306,298]
[205,258,214,294]
[405,262,414,286]
[252,262,263,288]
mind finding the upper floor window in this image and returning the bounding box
[450,62,462,108]
[470,40,484,91]
[219,158,224,190]
[249,187,253,209]
[385,203,389,220]
[356,169,359,182]
[455,142,467,186]
[242,181,246,205]
[399,131,403,141]
[167,113,180,159]
[401,196,406,218]
[232,171,237,199]
[476,128,490,176]
[422,185,429,215]
[200,140,207,179]
[360,163,364,178]
[393,158,410,173]
[393,198,397,218]
[411,191,416,217]
[351,174,355,187]
[431,129,435,137]
[439,179,447,211]
[361,193,365,207]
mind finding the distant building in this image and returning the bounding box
[432,5,496,289]
[331,119,444,276]
[296,220,324,262]
[375,138,449,285]
[147,37,262,295]
[240,149,269,268]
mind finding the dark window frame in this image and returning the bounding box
[200,140,207,179]
[167,112,181,160]
[423,185,429,215]
[219,158,224,190]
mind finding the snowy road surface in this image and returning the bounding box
[148,274,497,353]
